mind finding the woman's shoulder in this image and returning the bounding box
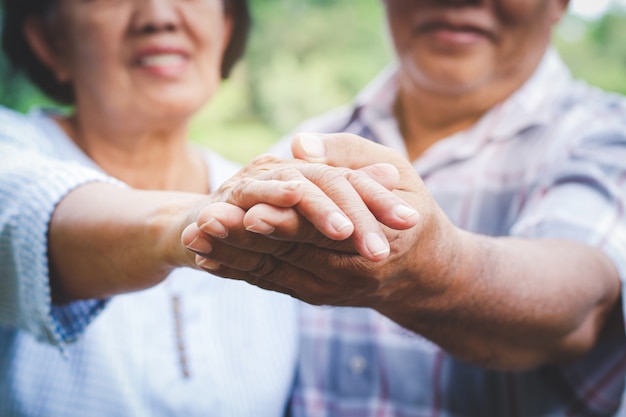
[0,106,62,154]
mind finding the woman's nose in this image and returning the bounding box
[132,0,181,35]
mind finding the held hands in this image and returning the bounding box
[184,133,622,369]
[182,133,458,311]
[205,150,418,259]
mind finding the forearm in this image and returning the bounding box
[0,142,125,340]
[49,183,203,303]
[383,231,622,370]
[185,134,624,370]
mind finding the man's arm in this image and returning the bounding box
[183,133,623,370]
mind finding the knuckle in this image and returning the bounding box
[279,166,305,181]
[344,168,372,185]
[273,241,308,263]
[225,177,254,204]
[303,164,347,187]
[249,153,281,168]
[247,254,280,280]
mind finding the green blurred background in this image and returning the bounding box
[2,0,626,163]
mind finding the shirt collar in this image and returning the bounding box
[353,48,575,147]
[489,47,575,141]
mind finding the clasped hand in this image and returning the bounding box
[182,133,458,312]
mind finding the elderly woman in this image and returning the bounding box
[0,0,419,415]
[0,1,299,415]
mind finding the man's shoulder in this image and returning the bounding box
[548,82,626,147]
[528,84,626,177]
[559,81,626,122]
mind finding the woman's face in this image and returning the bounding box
[37,0,232,122]
[383,0,568,96]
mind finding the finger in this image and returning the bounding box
[195,249,369,306]
[292,132,415,179]
[220,167,357,241]
[195,259,316,303]
[195,201,246,239]
[234,164,404,260]
[289,164,391,260]
[357,163,400,190]
[293,132,427,228]
[192,214,354,273]
[243,203,357,253]
[232,166,417,234]
[210,266,325,304]
[193,202,291,253]
[343,168,419,230]
[241,180,417,260]
[181,222,212,267]
[215,178,305,210]
[191,202,355,269]
[218,152,415,245]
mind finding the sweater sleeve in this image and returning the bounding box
[0,109,123,348]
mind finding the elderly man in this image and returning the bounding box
[184,0,626,415]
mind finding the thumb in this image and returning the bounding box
[292,132,410,174]
[358,163,400,190]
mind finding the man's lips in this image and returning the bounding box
[414,21,496,43]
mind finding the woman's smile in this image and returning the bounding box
[133,47,190,78]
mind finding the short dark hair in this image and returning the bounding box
[1,0,250,105]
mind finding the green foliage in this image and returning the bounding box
[191,0,390,161]
[2,1,626,163]
[555,8,626,95]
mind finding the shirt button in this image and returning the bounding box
[349,355,367,374]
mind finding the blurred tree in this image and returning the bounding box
[555,7,626,95]
[1,1,625,162]
[190,0,391,160]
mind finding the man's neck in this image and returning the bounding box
[395,66,536,161]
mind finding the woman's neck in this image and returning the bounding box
[57,113,210,193]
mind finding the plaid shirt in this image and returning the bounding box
[280,49,626,417]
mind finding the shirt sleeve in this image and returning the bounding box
[0,112,123,348]
[510,119,626,299]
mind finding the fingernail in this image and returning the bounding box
[199,218,228,239]
[393,204,418,220]
[299,133,326,161]
[186,236,212,254]
[281,181,303,191]
[328,212,353,234]
[364,232,390,258]
[245,219,275,235]
[197,256,220,271]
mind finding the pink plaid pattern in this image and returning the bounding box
[281,49,626,417]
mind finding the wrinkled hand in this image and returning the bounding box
[182,133,458,315]
[200,150,420,260]
[186,133,624,369]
